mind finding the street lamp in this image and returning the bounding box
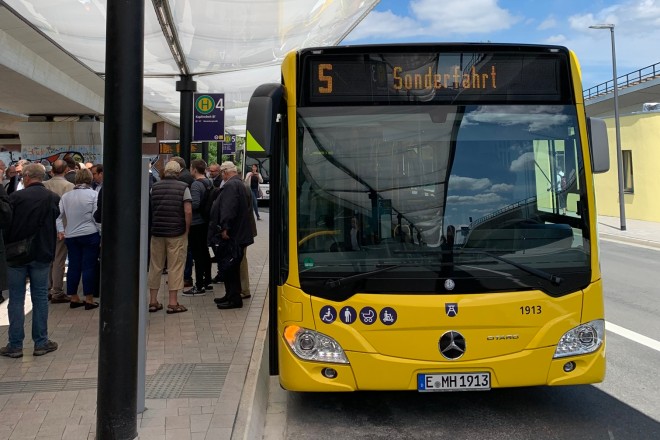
[589,23,626,231]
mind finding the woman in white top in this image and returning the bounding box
[56,169,101,310]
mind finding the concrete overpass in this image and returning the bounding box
[585,62,660,117]
[0,0,379,152]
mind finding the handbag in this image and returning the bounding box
[216,239,243,274]
[5,234,37,267]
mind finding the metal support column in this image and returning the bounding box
[177,75,197,166]
[202,141,209,164]
[97,0,144,438]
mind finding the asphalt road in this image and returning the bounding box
[266,239,660,440]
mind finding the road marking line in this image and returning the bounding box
[606,321,660,352]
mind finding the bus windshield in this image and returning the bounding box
[296,104,591,299]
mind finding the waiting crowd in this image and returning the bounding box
[0,156,260,359]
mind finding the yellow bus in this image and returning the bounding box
[246,44,610,392]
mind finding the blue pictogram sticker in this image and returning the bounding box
[379,307,397,325]
[445,303,458,317]
[319,305,337,324]
[359,307,377,325]
[339,306,357,324]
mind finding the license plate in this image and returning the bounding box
[418,372,491,392]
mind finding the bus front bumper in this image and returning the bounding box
[278,340,605,391]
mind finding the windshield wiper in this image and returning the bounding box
[322,251,561,288]
[324,264,404,288]
[458,250,562,286]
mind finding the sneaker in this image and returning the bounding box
[204,284,214,290]
[212,274,224,284]
[33,340,58,357]
[50,292,70,304]
[0,345,23,358]
[182,286,206,297]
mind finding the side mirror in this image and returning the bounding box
[587,117,610,174]
[246,84,284,157]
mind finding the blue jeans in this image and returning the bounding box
[251,188,260,219]
[7,260,51,349]
[65,233,101,296]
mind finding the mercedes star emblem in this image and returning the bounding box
[438,330,466,360]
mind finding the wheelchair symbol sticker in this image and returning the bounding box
[340,306,357,324]
[319,306,336,324]
[359,307,377,325]
[379,307,397,325]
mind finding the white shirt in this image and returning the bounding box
[57,186,100,237]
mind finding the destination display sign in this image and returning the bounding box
[303,47,571,105]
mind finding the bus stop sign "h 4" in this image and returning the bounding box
[193,93,225,142]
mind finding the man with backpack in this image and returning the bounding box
[182,159,213,296]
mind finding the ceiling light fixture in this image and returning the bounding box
[151,0,189,75]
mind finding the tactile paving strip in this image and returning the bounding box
[178,363,230,398]
[145,363,195,399]
[0,363,229,398]
[0,378,98,394]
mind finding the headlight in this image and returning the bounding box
[283,326,349,364]
[554,320,605,358]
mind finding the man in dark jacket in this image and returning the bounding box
[213,161,255,310]
[0,179,11,305]
[1,164,60,358]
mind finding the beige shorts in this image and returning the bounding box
[148,234,187,291]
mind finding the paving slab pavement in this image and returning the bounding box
[0,211,657,439]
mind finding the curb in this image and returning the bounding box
[599,233,660,250]
[232,291,271,440]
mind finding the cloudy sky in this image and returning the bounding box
[346,0,660,89]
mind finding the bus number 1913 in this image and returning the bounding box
[520,305,542,315]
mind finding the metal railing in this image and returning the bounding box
[469,196,538,229]
[584,61,660,100]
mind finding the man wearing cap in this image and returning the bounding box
[214,161,254,310]
[147,160,192,314]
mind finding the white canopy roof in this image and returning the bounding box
[4,0,379,134]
